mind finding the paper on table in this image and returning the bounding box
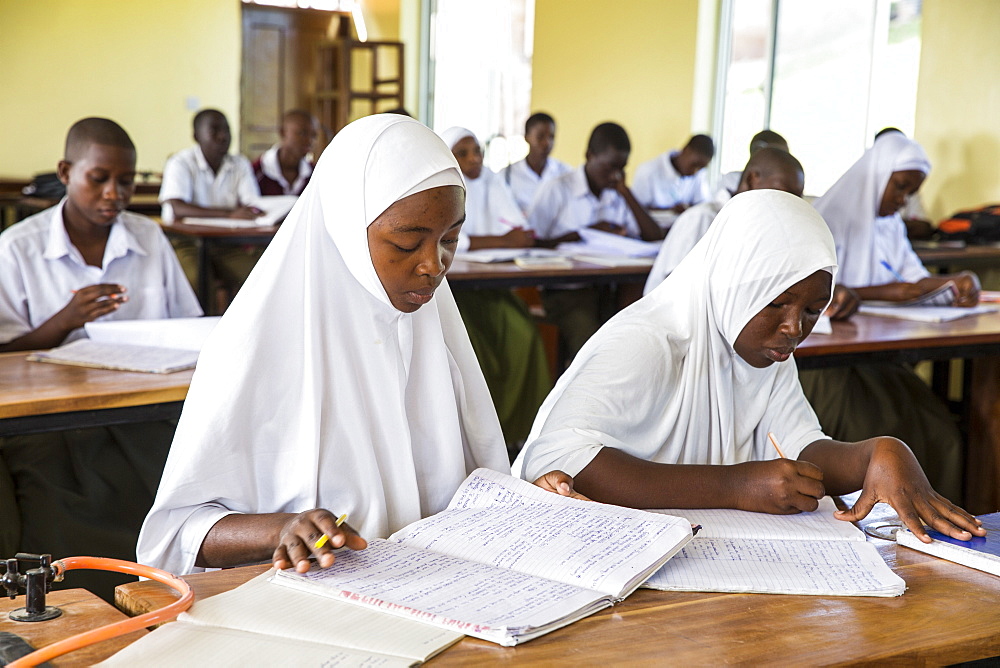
[644,497,905,596]
[181,195,298,229]
[645,538,903,596]
[456,248,565,263]
[96,624,415,667]
[85,317,220,352]
[864,281,957,307]
[858,303,999,322]
[650,497,862,541]
[567,228,662,257]
[26,339,198,374]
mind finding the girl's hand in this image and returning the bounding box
[833,438,985,542]
[273,509,367,573]
[533,470,591,501]
[729,459,826,514]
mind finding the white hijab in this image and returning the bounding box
[139,115,509,574]
[439,126,527,237]
[514,191,835,482]
[814,133,930,286]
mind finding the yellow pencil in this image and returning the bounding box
[767,432,788,459]
[313,513,348,550]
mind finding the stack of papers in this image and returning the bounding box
[183,195,298,228]
[27,340,198,374]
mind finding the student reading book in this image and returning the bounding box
[272,469,693,646]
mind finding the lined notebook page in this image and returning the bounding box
[97,623,414,668]
[27,339,198,374]
[184,570,460,661]
[651,497,864,542]
[274,539,607,637]
[391,468,692,596]
[645,538,904,596]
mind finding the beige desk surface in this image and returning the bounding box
[114,502,1000,666]
[0,352,192,420]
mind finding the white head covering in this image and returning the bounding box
[814,133,930,286]
[514,191,835,481]
[139,114,509,574]
[439,126,527,237]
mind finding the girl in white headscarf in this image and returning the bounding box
[514,191,983,543]
[438,127,552,453]
[138,115,578,575]
[802,133,977,501]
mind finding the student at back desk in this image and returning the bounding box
[527,122,662,361]
[252,109,319,197]
[0,118,202,600]
[500,112,572,216]
[159,108,263,299]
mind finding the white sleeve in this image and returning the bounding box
[631,160,656,207]
[235,155,262,205]
[152,228,204,317]
[0,239,31,344]
[693,171,710,204]
[896,230,931,282]
[158,154,193,223]
[756,358,828,460]
[526,179,566,239]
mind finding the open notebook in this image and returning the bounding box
[26,339,198,374]
[98,570,462,667]
[644,497,905,597]
[272,468,693,646]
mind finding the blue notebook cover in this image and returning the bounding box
[923,512,1000,558]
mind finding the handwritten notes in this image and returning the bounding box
[273,468,693,645]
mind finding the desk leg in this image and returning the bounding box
[197,239,212,315]
[967,356,1000,514]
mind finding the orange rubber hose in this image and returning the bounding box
[7,556,194,668]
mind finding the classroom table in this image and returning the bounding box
[110,499,1000,666]
[915,241,1000,271]
[159,220,280,315]
[446,258,652,290]
[0,352,191,437]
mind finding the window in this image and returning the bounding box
[426,0,535,171]
[714,0,923,196]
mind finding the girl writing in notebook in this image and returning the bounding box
[513,191,984,544]
[801,133,975,501]
[138,115,580,575]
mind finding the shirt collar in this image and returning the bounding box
[570,165,596,200]
[261,144,313,192]
[194,145,233,174]
[43,200,148,266]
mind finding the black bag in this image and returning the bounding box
[21,172,66,200]
[936,206,1000,244]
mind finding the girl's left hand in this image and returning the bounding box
[533,470,591,501]
[833,437,985,542]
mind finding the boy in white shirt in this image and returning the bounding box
[159,109,263,297]
[501,112,571,215]
[527,122,661,360]
[0,118,202,601]
[632,134,715,228]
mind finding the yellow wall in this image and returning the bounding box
[531,0,701,172]
[915,0,1000,220]
[0,0,241,178]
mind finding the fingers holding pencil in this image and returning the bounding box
[273,509,367,573]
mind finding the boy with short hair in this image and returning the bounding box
[159,109,263,295]
[252,109,319,196]
[501,112,571,215]
[632,133,715,227]
[0,117,201,600]
[720,129,789,194]
[527,122,661,360]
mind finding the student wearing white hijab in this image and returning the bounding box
[801,134,978,501]
[139,115,579,575]
[514,191,983,543]
[438,126,552,453]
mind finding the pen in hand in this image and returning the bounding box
[767,432,788,459]
[879,260,907,283]
[313,513,348,549]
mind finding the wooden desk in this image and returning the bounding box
[915,242,1000,270]
[447,259,650,290]
[114,502,1000,665]
[0,352,191,437]
[796,310,1000,368]
[160,220,279,315]
[0,588,147,667]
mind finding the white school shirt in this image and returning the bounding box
[526,166,639,240]
[257,144,313,195]
[643,188,732,295]
[866,214,930,286]
[632,150,710,210]
[514,191,833,482]
[0,201,203,344]
[500,157,572,215]
[158,146,261,222]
